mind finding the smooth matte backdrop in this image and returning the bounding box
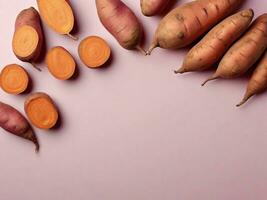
[0,0,266,199]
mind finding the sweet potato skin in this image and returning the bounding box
[237,51,267,106]
[0,102,28,135]
[141,0,171,16]
[95,0,143,50]
[148,0,243,53]
[177,9,254,73]
[0,102,39,150]
[216,14,267,79]
[247,52,267,95]
[13,7,44,62]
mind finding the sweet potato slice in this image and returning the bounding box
[25,93,59,129]
[0,64,29,95]
[78,36,111,68]
[37,0,77,40]
[46,46,76,80]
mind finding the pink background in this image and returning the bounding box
[0,0,267,199]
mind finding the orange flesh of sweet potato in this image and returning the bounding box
[78,36,111,68]
[25,92,59,130]
[46,46,76,80]
[0,64,29,94]
[37,0,77,40]
[12,7,44,65]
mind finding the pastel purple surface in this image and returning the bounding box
[0,0,266,199]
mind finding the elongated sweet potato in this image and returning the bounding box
[95,0,145,54]
[141,0,171,16]
[0,102,39,151]
[147,0,243,55]
[202,14,267,86]
[12,7,44,69]
[175,9,254,74]
[237,51,267,106]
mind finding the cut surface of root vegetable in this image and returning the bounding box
[78,36,111,68]
[37,0,76,38]
[25,92,59,129]
[13,25,39,59]
[46,46,76,80]
[12,7,44,66]
[0,64,29,94]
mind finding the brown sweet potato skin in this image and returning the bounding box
[13,7,44,62]
[215,14,267,79]
[247,52,267,95]
[202,14,267,86]
[0,102,39,151]
[141,0,171,16]
[95,0,143,50]
[237,51,267,106]
[176,9,254,73]
[147,0,243,54]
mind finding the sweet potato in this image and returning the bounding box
[0,64,29,94]
[37,0,77,40]
[12,7,44,70]
[0,102,39,151]
[141,0,171,16]
[95,0,145,54]
[237,51,267,106]
[79,36,111,68]
[202,14,267,86]
[175,9,254,74]
[25,93,59,130]
[147,0,243,55]
[46,46,76,80]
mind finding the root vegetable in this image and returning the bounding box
[141,0,171,16]
[25,93,59,129]
[95,0,145,54]
[78,36,111,68]
[202,14,267,86]
[147,0,243,55]
[46,46,76,80]
[37,0,77,40]
[237,51,267,106]
[175,9,254,74]
[0,64,29,94]
[12,7,44,70]
[0,102,39,151]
